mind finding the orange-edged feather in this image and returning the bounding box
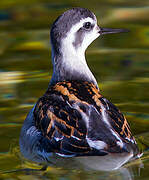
[34,81,138,157]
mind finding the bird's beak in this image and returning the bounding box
[98,27,129,35]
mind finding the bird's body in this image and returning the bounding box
[20,8,140,170]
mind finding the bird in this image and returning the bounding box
[20,7,140,171]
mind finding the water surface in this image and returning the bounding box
[0,0,149,179]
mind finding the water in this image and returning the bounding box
[0,0,149,179]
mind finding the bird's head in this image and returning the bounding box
[50,7,128,56]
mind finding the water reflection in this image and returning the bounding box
[1,153,144,180]
[0,0,149,179]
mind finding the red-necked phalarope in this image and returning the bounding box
[20,7,140,171]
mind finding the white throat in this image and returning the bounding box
[62,39,97,81]
[50,17,99,88]
[50,43,98,88]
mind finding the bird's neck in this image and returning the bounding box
[50,44,98,88]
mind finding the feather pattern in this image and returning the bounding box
[33,81,138,157]
[19,8,140,168]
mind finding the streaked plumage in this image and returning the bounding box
[34,80,137,155]
[20,7,140,170]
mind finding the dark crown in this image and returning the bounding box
[50,8,95,53]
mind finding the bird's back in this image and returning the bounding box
[33,81,138,157]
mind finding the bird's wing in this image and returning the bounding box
[34,81,137,157]
[99,97,135,144]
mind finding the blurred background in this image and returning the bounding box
[0,0,149,179]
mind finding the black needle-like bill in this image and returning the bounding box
[99,27,129,35]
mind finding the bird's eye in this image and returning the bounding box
[83,22,92,30]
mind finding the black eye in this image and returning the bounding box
[83,22,92,29]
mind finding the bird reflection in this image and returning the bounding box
[44,154,143,180]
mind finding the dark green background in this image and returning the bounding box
[0,0,149,179]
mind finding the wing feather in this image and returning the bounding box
[34,81,137,156]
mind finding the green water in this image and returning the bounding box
[0,0,149,179]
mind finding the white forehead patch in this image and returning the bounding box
[69,17,96,34]
[62,17,97,51]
